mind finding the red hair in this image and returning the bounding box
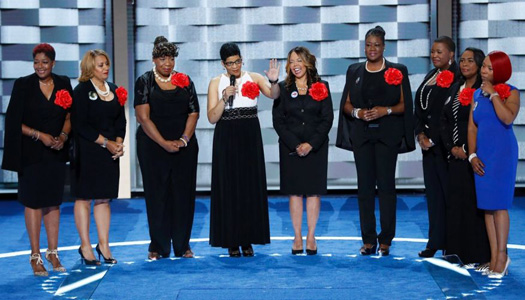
[488,51,511,84]
[32,43,56,61]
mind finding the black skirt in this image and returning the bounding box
[279,140,328,195]
[18,158,66,209]
[209,115,271,248]
[445,159,490,264]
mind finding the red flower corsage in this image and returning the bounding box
[436,70,454,88]
[171,72,190,88]
[384,68,403,85]
[241,81,260,100]
[115,87,128,106]
[494,83,511,101]
[308,82,329,101]
[54,89,72,109]
[458,87,475,106]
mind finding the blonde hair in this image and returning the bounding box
[78,49,111,82]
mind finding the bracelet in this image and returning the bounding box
[60,131,69,141]
[468,153,477,163]
[33,130,40,142]
[268,78,278,84]
[353,108,361,119]
[179,138,188,147]
[101,137,108,148]
[428,138,435,147]
[489,93,499,101]
[462,144,467,154]
[221,97,228,104]
[181,135,189,143]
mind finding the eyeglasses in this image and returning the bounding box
[224,59,242,67]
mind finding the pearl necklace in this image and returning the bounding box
[90,79,110,97]
[365,57,385,73]
[419,70,440,110]
[153,67,171,83]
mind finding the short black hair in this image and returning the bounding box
[434,36,455,53]
[365,26,386,44]
[220,42,241,61]
[152,36,179,58]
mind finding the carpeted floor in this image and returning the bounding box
[0,195,524,299]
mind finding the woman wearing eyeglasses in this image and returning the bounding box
[207,42,280,257]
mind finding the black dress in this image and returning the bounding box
[272,80,333,195]
[71,80,126,199]
[135,71,199,257]
[440,81,490,264]
[209,73,271,248]
[335,61,415,246]
[2,73,72,209]
[414,62,458,251]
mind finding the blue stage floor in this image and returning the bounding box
[0,195,524,299]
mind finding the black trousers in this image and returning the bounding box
[422,150,448,250]
[353,132,399,246]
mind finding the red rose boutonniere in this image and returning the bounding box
[384,68,403,86]
[494,83,511,101]
[171,72,190,88]
[115,87,128,106]
[458,87,475,106]
[54,89,72,109]
[308,82,329,101]
[436,70,454,88]
[241,81,260,100]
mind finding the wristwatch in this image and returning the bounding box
[101,137,108,148]
[386,107,392,115]
[268,78,278,84]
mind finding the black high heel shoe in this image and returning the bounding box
[78,247,101,266]
[241,245,254,257]
[96,244,117,264]
[306,239,317,255]
[228,247,241,257]
[359,243,377,256]
[291,248,304,255]
[418,248,437,258]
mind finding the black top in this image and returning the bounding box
[272,80,334,152]
[439,79,481,156]
[336,60,415,153]
[2,73,72,172]
[414,62,459,154]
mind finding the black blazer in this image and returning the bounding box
[2,73,72,172]
[336,60,415,153]
[414,62,459,154]
[272,80,334,152]
[439,79,481,157]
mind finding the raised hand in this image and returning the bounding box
[264,58,281,82]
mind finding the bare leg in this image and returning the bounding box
[74,199,96,260]
[94,199,113,259]
[484,211,497,271]
[42,206,64,269]
[306,196,320,250]
[289,195,304,250]
[25,207,46,273]
[493,209,510,273]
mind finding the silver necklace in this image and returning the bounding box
[153,67,171,83]
[419,71,440,110]
[90,79,110,97]
[365,57,385,73]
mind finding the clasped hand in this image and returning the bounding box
[296,143,312,157]
[41,132,66,151]
[162,139,186,153]
[361,107,387,122]
[106,141,124,160]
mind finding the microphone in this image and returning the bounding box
[228,75,236,106]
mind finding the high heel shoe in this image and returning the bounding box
[306,239,317,255]
[228,247,241,258]
[418,248,437,258]
[378,244,390,256]
[45,249,66,272]
[30,253,48,276]
[78,247,101,266]
[241,245,254,257]
[96,244,117,264]
[291,247,304,255]
[360,243,377,256]
[488,256,511,279]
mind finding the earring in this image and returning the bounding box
[449,59,452,65]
